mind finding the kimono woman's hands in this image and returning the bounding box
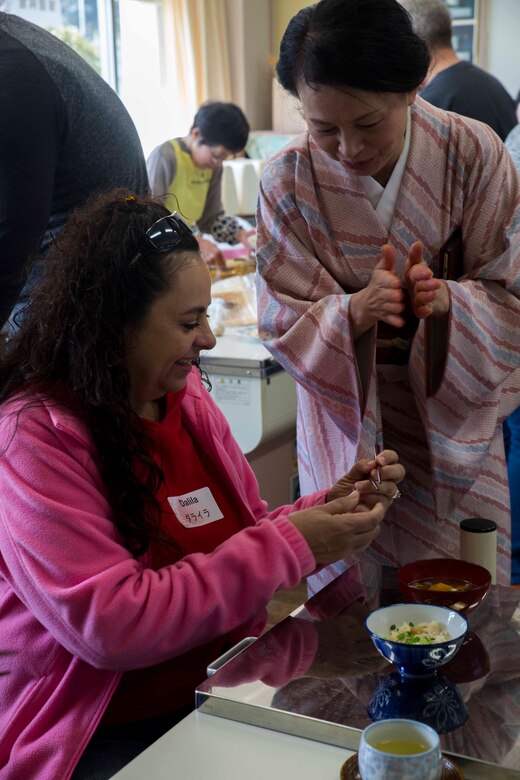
[287,450,404,564]
[349,242,450,337]
[327,448,405,509]
[349,243,405,338]
[404,241,450,319]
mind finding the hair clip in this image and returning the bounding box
[124,194,137,203]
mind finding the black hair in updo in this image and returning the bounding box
[276,0,430,97]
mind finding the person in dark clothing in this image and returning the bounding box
[0,11,149,330]
[400,0,517,141]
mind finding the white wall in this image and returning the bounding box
[225,0,272,129]
[484,0,520,99]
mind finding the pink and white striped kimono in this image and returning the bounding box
[256,97,520,587]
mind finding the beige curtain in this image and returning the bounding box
[172,0,233,121]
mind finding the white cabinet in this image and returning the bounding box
[201,332,298,508]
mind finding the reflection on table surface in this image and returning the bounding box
[196,556,520,775]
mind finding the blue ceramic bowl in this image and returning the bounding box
[365,603,468,678]
[368,671,468,733]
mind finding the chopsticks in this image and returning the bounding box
[370,444,382,491]
[375,443,382,484]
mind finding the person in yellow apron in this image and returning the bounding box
[147,102,254,269]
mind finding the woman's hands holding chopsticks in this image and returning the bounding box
[327,448,405,507]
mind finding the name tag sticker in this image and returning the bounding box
[168,487,223,528]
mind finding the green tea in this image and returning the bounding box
[372,739,428,755]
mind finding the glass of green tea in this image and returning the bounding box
[358,718,441,780]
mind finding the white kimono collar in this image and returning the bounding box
[359,107,412,232]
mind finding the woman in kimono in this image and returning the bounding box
[256,0,520,588]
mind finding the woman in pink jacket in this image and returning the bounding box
[0,190,404,779]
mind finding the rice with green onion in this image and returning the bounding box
[384,620,450,645]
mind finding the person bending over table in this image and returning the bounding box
[0,190,404,780]
[148,101,254,270]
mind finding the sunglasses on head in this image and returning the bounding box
[129,212,193,267]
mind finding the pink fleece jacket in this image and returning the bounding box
[0,372,325,779]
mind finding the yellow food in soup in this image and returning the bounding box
[411,577,473,592]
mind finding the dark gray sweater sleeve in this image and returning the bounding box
[0,15,149,329]
[0,31,62,326]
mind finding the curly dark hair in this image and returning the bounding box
[0,188,203,557]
